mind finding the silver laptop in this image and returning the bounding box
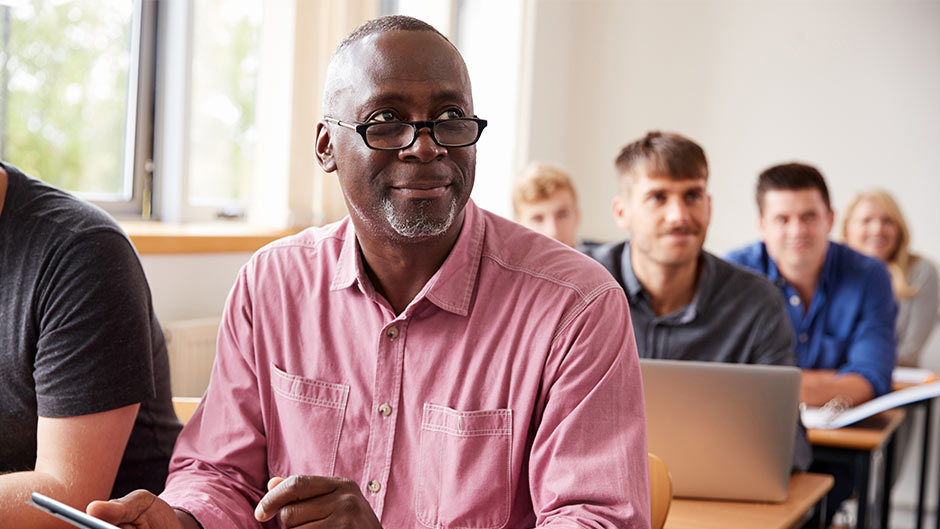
[640,359,801,502]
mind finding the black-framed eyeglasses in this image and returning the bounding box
[324,117,487,151]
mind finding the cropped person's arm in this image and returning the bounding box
[896,261,940,367]
[0,405,138,529]
[529,286,650,528]
[3,231,160,527]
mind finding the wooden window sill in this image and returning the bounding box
[121,221,301,255]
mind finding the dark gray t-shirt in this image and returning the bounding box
[0,163,181,495]
[583,240,811,470]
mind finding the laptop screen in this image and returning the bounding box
[640,359,801,502]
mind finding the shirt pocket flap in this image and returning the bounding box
[270,363,349,409]
[421,403,512,436]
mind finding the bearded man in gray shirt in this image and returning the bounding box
[583,131,810,469]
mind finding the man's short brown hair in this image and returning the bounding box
[614,131,708,193]
[756,162,831,214]
[511,163,577,218]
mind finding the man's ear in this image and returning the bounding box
[825,208,835,235]
[315,121,337,173]
[612,195,630,231]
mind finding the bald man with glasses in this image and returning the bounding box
[88,15,650,529]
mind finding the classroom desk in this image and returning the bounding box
[663,472,834,529]
[808,408,906,529]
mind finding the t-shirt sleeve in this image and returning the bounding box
[33,230,156,417]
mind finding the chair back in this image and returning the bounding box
[172,396,201,425]
[649,452,673,529]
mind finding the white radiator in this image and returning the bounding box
[164,317,220,398]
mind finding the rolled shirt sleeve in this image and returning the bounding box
[160,263,273,529]
[838,262,897,397]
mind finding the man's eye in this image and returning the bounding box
[370,111,397,122]
[437,109,463,120]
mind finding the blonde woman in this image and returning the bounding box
[843,190,939,366]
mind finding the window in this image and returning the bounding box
[0,0,154,214]
[1,2,520,226]
[187,0,262,211]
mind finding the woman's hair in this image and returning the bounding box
[842,190,920,299]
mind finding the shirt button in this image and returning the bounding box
[378,403,392,417]
[799,333,809,343]
[367,480,381,493]
[789,295,801,307]
[386,326,399,339]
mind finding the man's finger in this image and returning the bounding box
[267,476,285,491]
[86,490,156,524]
[254,475,342,522]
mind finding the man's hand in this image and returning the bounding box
[800,369,875,407]
[87,490,197,529]
[255,476,383,529]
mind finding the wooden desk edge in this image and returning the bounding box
[664,473,833,529]
[807,408,906,450]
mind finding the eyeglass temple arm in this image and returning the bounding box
[324,118,358,131]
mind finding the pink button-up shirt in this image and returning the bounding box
[160,201,649,528]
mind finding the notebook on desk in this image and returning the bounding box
[640,359,801,502]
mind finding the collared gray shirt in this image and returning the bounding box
[586,240,796,365]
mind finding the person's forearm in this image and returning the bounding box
[800,370,874,407]
[0,470,84,529]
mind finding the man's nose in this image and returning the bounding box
[399,127,446,162]
[664,199,691,223]
[790,219,809,237]
[543,218,560,239]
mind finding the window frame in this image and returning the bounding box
[89,0,157,219]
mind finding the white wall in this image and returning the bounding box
[140,253,250,322]
[522,0,940,264]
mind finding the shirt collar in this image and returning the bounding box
[422,200,483,317]
[329,200,484,317]
[762,240,834,292]
[620,241,645,300]
[621,240,708,323]
[330,218,365,293]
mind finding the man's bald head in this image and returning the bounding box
[323,15,462,115]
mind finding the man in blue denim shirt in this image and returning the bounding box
[727,163,896,407]
[727,162,896,524]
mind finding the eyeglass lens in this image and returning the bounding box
[365,119,479,149]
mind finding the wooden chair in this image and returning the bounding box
[649,452,673,529]
[172,396,201,425]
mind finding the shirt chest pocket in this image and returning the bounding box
[415,403,512,529]
[267,364,349,478]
